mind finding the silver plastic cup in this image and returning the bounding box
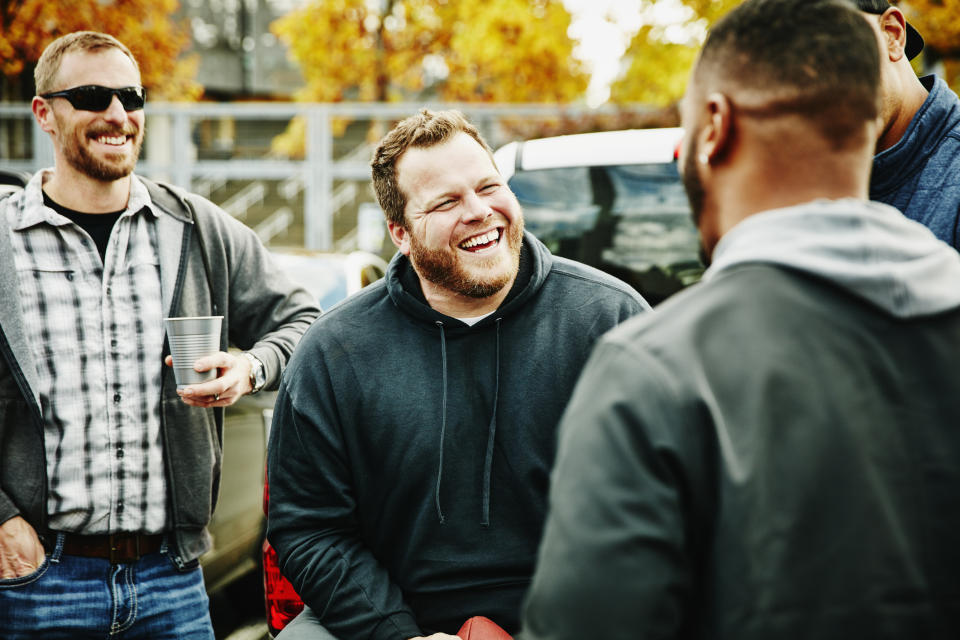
[164,316,223,390]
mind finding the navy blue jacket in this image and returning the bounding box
[871,75,960,250]
[267,232,647,640]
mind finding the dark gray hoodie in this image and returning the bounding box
[267,231,647,640]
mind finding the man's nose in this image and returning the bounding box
[460,192,492,223]
[102,95,127,122]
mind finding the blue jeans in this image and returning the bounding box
[0,532,214,639]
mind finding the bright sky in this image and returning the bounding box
[563,0,697,106]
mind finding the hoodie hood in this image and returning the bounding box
[385,230,553,329]
[706,199,960,318]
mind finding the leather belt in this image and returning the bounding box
[57,531,165,564]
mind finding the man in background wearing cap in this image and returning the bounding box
[855,0,960,250]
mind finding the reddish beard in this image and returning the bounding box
[408,218,524,299]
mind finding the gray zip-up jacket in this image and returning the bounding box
[0,176,320,566]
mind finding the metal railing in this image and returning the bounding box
[0,101,652,250]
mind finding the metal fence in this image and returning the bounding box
[0,101,656,256]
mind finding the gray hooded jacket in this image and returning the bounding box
[524,199,960,640]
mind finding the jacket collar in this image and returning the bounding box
[12,170,162,231]
[871,75,960,196]
[140,178,193,317]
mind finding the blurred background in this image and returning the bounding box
[1,0,955,261]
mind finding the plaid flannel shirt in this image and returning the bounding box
[9,171,168,534]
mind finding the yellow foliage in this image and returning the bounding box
[944,58,960,92]
[610,25,698,106]
[900,0,960,56]
[679,0,744,26]
[0,0,201,100]
[440,0,587,102]
[900,0,960,94]
[270,0,587,155]
[271,0,587,104]
[608,0,743,107]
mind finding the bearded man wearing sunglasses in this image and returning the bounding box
[0,31,320,639]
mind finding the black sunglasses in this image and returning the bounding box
[41,85,146,112]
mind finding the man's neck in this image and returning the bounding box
[707,144,872,255]
[42,167,131,213]
[421,275,517,318]
[876,73,930,153]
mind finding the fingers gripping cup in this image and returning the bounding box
[164,316,224,390]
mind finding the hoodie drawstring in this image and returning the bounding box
[434,321,448,524]
[481,318,502,527]
[433,318,503,526]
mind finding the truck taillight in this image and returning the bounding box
[263,467,304,636]
[263,539,304,636]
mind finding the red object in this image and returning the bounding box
[262,467,305,636]
[262,540,305,635]
[457,616,513,640]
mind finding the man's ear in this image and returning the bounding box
[31,97,57,134]
[387,219,411,256]
[700,92,733,166]
[878,7,908,62]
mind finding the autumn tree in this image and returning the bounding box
[609,0,740,107]
[609,24,698,107]
[269,0,589,154]
[0,0,200,101]
[900,0,960,91]
[611,0,960,107]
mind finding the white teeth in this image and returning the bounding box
[97,136,127,146]
[460,229,500,249]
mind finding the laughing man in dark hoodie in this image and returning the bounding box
[266,109,648,640]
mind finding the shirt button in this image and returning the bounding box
[111,339,118,349]
[116,501,124,513]
[106,287,112,295]
[66,272,74,281]
[113,393,122,404]
[116,447,124,459]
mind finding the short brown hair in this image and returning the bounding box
[371,109,494,227]
[35,31,140,95]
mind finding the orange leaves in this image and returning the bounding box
[609,24,699,107]
[0,0,200,100]
[271,0,587,105]
[898,0,960,93]
[441,0,587,103]
[901,0,960,56]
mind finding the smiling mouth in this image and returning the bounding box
[459,228,502,252]
[93,134,130,147]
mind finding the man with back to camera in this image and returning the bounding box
[851,0,960,249]
[0,31,320,638]
[266,108,649,640]
[521,0,960,638]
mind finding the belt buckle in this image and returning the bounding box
[109,532,139,564]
